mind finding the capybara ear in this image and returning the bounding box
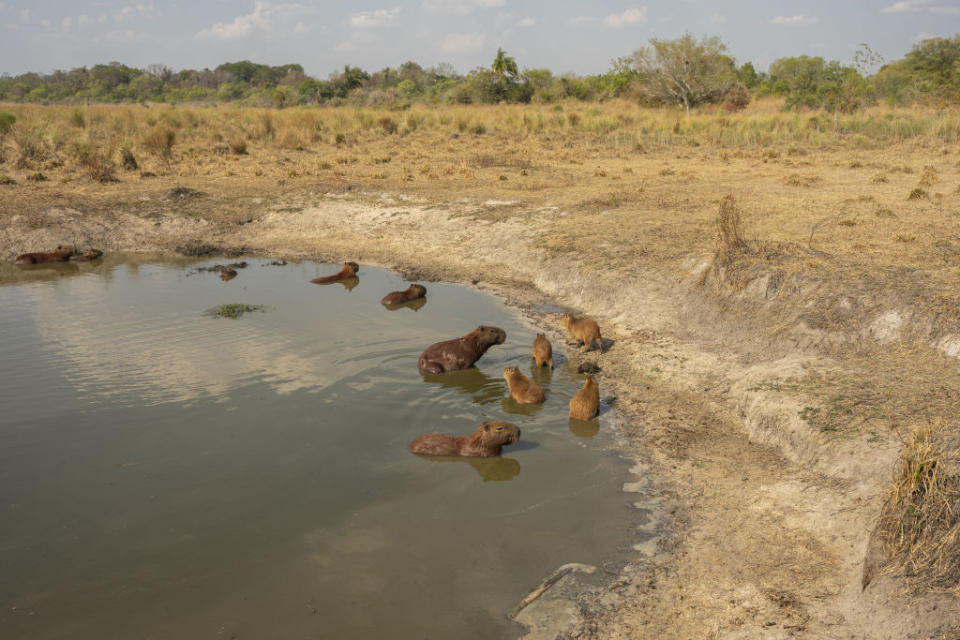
[482,422,491,431]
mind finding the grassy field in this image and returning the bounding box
[3,98,960,632]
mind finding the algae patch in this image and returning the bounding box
[203,303,269,319]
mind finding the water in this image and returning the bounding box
[0,257,632,639]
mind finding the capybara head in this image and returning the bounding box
[55,245,75,257]
[473,325,506,346]
[346,261,360,273]
[480,421,521,447]
[503,366,522,381]
[560,314,573,328]
[409,284,427,297]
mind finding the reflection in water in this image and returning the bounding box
[529,362,553,385]
[501,395,545,416]
[422,455,522,482]
[419,368,504,405]
[569,417,600,438]
[383,297,428,312]
[312,276,359,291]
[14,261,79,274]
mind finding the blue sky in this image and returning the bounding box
[1,1,958,77]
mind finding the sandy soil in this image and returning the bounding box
[3,184,959,639]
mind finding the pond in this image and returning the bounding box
[0,256,634,639]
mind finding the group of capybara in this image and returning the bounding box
[311,261,604,459]
[13,251,603,462]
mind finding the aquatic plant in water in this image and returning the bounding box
[203,303,269,319]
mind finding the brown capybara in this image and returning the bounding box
[561,314,602,351]
[14,245,74,265]
[381,284,427,306]
[569,375,600,421]
[532,333,553,368]
[220,268,237,280]
[72,249,103,262]
[311,261,359,284]
[417,325,506,373]
[503,366,546,404]
[409,421,521,457]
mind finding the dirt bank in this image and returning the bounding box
[3,188,959,639]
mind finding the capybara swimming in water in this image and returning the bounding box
[72,249,103,262]
[409,421,521,457]
[311,261,359,284]
[220,268,237,280]
[532,333,553,368]
[503,366,546,404]
[14,245,74,265]
[569,375,600,421]
[417,325,506,373]
[381,284,427,306]
[561,314,602,351]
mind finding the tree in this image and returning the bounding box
[491,48,519,81]
[628,34,737,113]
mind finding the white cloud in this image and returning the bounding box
[570,7,648,28]
[422,0,505,15]
[709,13,727,24]
[349,7,399,28]
[441,32,485,53]
[880,0,958,13]
[18,8,28,22]
[334,40,358,51]
[195,1,311,40]
[770,14,818,25]
[61,16,72,32]
[602,7,647,28]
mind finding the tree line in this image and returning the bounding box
[0,34,957,111]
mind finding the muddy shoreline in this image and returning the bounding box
[4,192,959,638]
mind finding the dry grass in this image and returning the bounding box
[876,419,960,594]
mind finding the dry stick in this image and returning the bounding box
[509,565,575,619]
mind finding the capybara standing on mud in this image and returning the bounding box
[409,421,521,457]
[14,245,74,265]
[561,314,602,351]
[532,333,553,368]
[503,366,546,404]
[311,262,359,284]
[417,325,506,373]
[569,375,600,420]
[381,284,427,306]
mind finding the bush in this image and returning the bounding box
[143,126,175,162]
[0,111,16,135]
[722,84,751,112]
[229,137,248,155]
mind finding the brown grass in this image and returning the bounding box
[876,419,960,594]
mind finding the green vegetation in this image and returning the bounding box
[203,303,269,319]
[1,35,955,111]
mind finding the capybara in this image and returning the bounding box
[532,333,553,368]
[311,261,359,284]
[503,366,546,404]
[220,268,237,280]
[569,375,600,420]
[561,314,602,351]
[14,245,74,265]
[72,249,103,262]
[381,284,427,306]
[417,325,506,373]
[409,421,521,457]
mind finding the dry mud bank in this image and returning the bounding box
[3,191,959,639]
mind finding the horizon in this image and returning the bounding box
[1,1,958,79]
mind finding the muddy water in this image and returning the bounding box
[0,257,633,639]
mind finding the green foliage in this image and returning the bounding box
[767,55,873,112]
[0,111,15,134]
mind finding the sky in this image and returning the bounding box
[0,0,958,78]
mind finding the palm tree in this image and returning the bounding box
[491,48,519,81]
